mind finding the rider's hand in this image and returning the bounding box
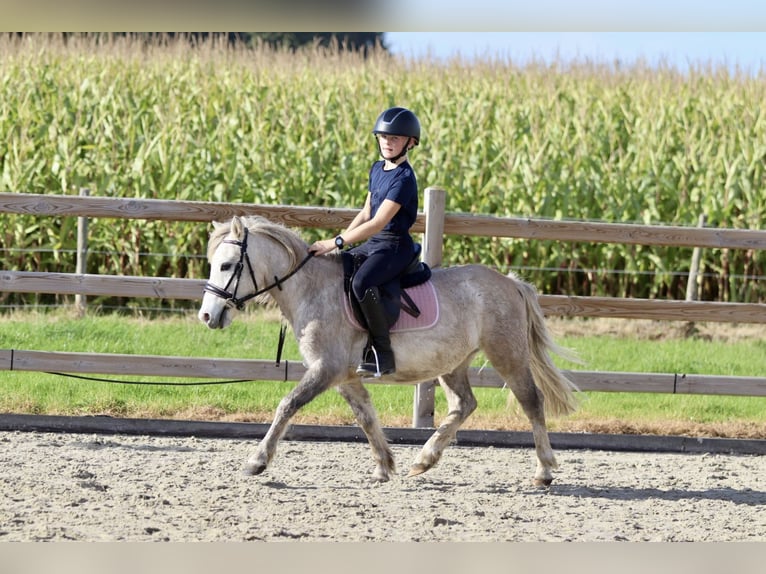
[308,238,337,256]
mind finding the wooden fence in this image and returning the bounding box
[1,191,765,427]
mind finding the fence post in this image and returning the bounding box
[683,213,706,336]
[685,213,707,302]
[412,186,446,428]
[75,188,90,317]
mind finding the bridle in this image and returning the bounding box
[203,227,314,311]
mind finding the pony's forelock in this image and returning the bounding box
[206,221,231,261]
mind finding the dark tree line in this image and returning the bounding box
[250,32,386,52]
[142,32,386,51]
[11,32,388,53]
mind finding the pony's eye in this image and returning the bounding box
[221,262,233,272]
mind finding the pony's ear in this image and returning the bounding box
[212,220,225,231]
[230,216,245,239]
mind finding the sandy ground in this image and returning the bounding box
[1,430,764,542]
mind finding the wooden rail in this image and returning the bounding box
[0,271,205,300]
[2,349,764,398]
[1,270,765,323]
[2,191,765,249]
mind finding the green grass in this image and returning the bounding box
[1,309,765,437]
[556,332,766,377]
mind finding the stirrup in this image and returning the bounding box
[356,346,394,378]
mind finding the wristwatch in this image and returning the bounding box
[334,235,345,249]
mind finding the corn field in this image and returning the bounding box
[0,33,764,310]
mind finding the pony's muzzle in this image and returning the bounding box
[198,308,226,329]
[198,310,215,328]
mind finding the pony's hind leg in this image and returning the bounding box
[500,364,558,487]
[336,380,396,482]
[409,366,477,477]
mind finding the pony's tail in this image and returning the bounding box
[516,278,581,418]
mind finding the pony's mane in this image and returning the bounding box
[207,215,308,266]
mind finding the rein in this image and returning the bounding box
[203,227,315,311]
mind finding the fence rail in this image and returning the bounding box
[2,191,766,427]
[2,270,765,323]
[2,191,765,249]
[3,349,765,397]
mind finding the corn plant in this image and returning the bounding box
[0,34,763,310]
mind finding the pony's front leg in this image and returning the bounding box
[243,365,335,476]
[336,380,395,482]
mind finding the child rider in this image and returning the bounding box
[309,106,421,377]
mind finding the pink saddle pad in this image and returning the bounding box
[343,281,440,333]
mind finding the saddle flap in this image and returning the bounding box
[343,280,439,333]
[341,244,431,323]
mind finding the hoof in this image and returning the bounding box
[371,472,391,483]
[407,464,429,477]
[243,461,267,476]
[532,477,553,488]
[371,465,394,482]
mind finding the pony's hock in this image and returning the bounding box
[199,215,579,486]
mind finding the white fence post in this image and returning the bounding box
[412,186,446,428]
[75,188,90,317]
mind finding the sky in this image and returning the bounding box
[384,32,766,75]
[3,1,766,54]
[387,0,766,33]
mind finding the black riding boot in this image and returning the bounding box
[355,287,396,377]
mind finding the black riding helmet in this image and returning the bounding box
[372,107,420,161]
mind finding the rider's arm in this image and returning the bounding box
[340,199,400,245]
[308,197,400,256]
[344,194,373,234]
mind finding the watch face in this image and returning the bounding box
[335,236,344,248]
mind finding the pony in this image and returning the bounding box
[198,215,579,486]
